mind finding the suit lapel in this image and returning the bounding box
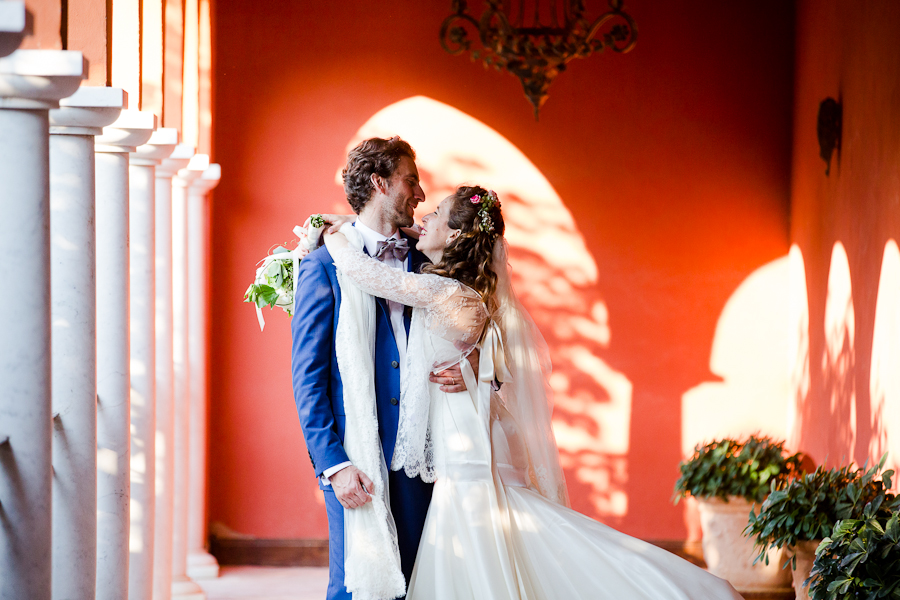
[360,242,394,339]
[403,230,429,275]
[360,229,430,341]
[402,231,429,334]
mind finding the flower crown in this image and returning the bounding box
[469,190,501,234]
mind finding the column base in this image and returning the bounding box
[187,550,220,580]
[171,574,206,599]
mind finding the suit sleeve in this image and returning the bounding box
[291,252,349,478]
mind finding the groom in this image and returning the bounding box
[291,137,467,599]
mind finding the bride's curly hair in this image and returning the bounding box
[421,185,505,311]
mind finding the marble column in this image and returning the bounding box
[171,153,209,600]
[0,1,26,58]
[186,164,222,581]
[94,109,157,600]
[153,142,195,600]
[128,127,178,600]
[0,47,86,600]
[48,85,125,600]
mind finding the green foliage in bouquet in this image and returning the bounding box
[244,247,294,316]
[745,456,896,570]
[674,435,803,504]
[806,488,900,600]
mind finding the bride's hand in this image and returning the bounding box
[303,213,356,234]
[322,228,350,253]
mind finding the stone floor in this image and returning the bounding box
[198,565,795,600]
[198,566,328,600]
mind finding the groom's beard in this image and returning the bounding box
[396,213,415,228]
[384,194,416,229]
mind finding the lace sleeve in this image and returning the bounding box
[331,246,459,309]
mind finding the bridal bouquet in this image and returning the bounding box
[243,214,325,330]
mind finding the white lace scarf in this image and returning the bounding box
[334,226,405,600]
[391,308,436,482]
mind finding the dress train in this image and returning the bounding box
[406,389,743,600]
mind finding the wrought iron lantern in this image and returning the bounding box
[440,0,638,119]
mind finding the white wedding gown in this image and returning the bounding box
[331,246,743,600]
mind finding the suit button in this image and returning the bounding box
[390,397,399,406]
[391,361,399,368]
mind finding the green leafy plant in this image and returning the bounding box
[244,247,295,315]
[674,435,803,504]
[806,491,900,600]
[745,456,896,570]
[244,219,326,326]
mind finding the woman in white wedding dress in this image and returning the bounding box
[322,185,743,600]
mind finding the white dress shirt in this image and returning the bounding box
[322,220,410,484]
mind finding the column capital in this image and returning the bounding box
[158,143,195,180]
[0,2,27,58]
[0,49,87,109]
[131,126,179,166]
[49,86,126,136]
[95,109,157,153]
[174,153,209,188]
[188,163,221,197]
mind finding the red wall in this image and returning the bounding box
[209,0,795,540]
[789,1,900,470]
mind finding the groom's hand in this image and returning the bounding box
[430,348,479,393]
[330,466,374,509]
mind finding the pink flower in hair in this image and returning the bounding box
[470,195,481,203]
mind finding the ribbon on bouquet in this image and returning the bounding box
[291,224,307,298]
[253,223,323,332]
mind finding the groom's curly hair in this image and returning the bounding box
[422,185,505,312]
[342,136,416,214]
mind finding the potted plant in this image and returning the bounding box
[745,457,896,600]
[806,489,900,599]
[674,435,803,592]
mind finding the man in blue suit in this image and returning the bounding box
[291,137,469,599]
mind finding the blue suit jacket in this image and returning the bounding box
[290,231,434,596]
[290,231,429,484]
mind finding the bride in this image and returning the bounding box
[320,185,742,600]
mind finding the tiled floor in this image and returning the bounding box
[198,566,328,600]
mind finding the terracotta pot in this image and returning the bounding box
[696,497,793,592]
[789,540,821,600]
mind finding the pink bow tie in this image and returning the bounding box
[374,238,409,261]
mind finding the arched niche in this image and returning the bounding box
[870,240,900,489]
[342,96,633,519]
[680,254,794,456]
[822,241,856,462]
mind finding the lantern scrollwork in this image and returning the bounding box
[440,0,638,119]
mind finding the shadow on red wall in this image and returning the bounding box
[343,96,633,521]
[787,0,900,480]
[209,0,796,541]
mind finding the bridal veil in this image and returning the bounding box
[491,240,570,507]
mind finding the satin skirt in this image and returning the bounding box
[407,390,744,600]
